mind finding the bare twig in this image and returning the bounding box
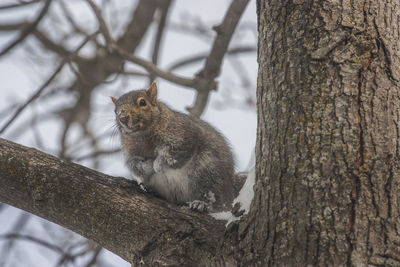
[0,32,97,134]
[114,47,211,89]
[86,0,210,90]
[0,63,65,135]
[87,0,248,117]
[87,0,115,46]
[0,0,52,57]
[0,22,28,31]
[59,0,91,37]
[73,148,121,162]
[56,243,93,267]
[0,233,64,254]
[0,0,44,10]
[167,45,255,72]
[31,111,45,149]
[0,213,31,266]
[187,0,250,117]
[33,29,72,57]
[149,0,172,82]
[121,70,149,77]
[168,18,214,39]
[53,0,158,160]
[85,245,103,267]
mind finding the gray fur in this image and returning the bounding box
[114,86,236,212]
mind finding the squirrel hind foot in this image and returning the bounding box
[188,200,210,212]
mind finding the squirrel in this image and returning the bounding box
[111,81,240,212]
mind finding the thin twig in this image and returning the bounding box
[0,0,43,10]
[0,22,28,31]
[59,0,91,36]
[86,0,207,90]
[114,46,208,89]
[33,29,72,57]
[56,243,93,267]
[0,32,98,134]
[85,245,103,267]
[167,45,255,72]
[0,213,31,266]
[187,0,250,117]
[87,0,115,46]
[0,0,52,57]
[0,233,64,254]
[149,0,172,82]
[73,148,121,162]
[0,63,64,135]
[121,70,149,77]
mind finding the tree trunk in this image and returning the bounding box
[232,0,400,265]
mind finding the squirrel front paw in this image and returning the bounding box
[128,156,154,177]
[188,200,209,212]
[155,146,178,167]
[165,156,177,166]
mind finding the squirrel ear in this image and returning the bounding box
[146,81,158,104]
[110,96,117,104]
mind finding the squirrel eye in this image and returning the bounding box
[139,99,146,107]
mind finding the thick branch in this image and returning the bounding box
[0,138,225,265]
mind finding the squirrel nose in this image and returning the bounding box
[119,116,129,125]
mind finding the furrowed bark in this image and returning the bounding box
[230,0,400,265]
[0,138,225,265]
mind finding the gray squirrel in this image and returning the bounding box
[112,82,242,212]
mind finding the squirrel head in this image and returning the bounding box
[111,81,160,134]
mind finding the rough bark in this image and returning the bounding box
[0,138,225,266]
[232,0,400,265]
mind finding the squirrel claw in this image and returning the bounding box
[165,157,177,166]
[188,200,208,212]
[139,183,147,192]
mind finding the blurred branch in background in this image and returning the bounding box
[187,0,250,116]
[0,32,98,135]
[0,0,51,57]
[0,232,102,267]
[0,0,256,266]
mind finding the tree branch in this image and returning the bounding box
[86,0,216,91]
[0,32,97,134]
[0,233,65,254]
[0,138,225,265]
[149,0,172,82]
[0,0,44,10]
[0,0,52,57]
[188,0,250,117]
[167,45,256,72]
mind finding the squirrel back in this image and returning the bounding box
[112,82,237,212]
